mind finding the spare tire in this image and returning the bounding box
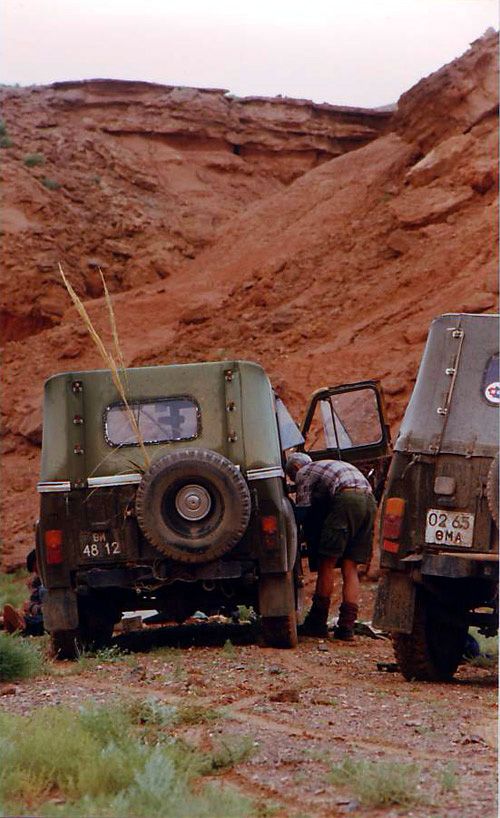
[486,452,499,526]
[135,448,251,563]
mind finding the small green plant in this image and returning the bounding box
[176,704,219,725]
[0,135,13,148]
[41,177,60,190]
[0,569,28,609]
[0,633,44,682]
[0,119,6,135]
[236,605,255,622]
[24,152,45,167]
[203,736,254,773]
[439,763,458,793]
[329,756,422,807]
[223,638,237,657]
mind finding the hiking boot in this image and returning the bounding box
[332,624,355,641]
[333,602,358,641]
[299,594,330,637]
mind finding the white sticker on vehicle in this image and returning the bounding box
[425,509,474,548]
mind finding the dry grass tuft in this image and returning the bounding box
[58,263,150,468]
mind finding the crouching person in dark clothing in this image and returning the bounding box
[2,549,45,636]
[285,453,376,640]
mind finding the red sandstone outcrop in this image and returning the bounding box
[0,31,498,567]
[0,81,389,343]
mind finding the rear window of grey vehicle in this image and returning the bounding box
[105,398,200,446]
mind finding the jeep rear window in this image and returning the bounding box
[105,398,200,446]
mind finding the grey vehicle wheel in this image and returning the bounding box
[392,590,467,682]
[136,449,251,564]
[486,453,499,525]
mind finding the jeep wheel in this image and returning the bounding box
[393,590,467,682]
[136,449,251,563]
[51,629,81,660]
[486,453,499,525]
[79,606,116,651]
[261,614,298,648]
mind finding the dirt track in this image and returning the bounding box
[1,582,496,818]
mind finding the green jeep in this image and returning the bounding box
[373,313,499,681]
[36,360,390,657]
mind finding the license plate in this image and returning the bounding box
[425,509,474,548]
[80,531,122,560]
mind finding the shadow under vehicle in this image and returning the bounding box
[373,313,499,681]
[36,360,390,658]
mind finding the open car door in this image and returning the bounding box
[301,380,392,502]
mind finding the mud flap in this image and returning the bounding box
[258,571,295,617]
[42,589,79,632]
[372,572,416,634]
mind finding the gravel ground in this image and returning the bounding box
[1,586,496,818]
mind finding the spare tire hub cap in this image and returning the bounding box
[175,484,212,521]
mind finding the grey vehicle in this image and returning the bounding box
[36,360,390,657]
[373,313,499,681]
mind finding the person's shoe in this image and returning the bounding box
[333,602,358,641]
[332,624,355,641]
[2,604,25,634]
[298,594,330,637]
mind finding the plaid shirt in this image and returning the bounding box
[295,460,372,508]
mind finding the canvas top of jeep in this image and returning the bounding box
[38,359,290,488]
[395,312,498,460]
[380,312,499,568]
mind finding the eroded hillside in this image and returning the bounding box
[1,31,498,568]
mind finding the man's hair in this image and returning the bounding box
[285,452,312,478]
[26,548,37,574]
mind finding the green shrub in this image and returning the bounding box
[41,177,60,190]
[0,135,13,148]
[329,756,421,807]
[0,570,28,609]
[203,736,254,773]
[0,701,254,817]
[0,633,44,682]
[24,153,45,167]
[0,120,6,136]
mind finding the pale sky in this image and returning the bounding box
[2,0,498,106]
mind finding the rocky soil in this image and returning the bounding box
[0,581,497,818]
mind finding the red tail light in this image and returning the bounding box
[45,529,63,565]
[382,498,406,553]
[261,515,279,549]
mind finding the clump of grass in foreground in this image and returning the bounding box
[0,633,44,682]
[0,569,28,609]
[329,756,421,807]
[0,701,254,817]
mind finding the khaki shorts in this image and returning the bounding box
[318,491,376,564]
